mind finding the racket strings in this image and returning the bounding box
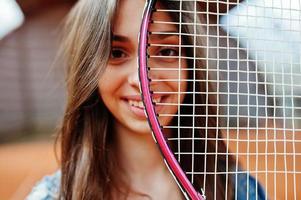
[146,0,301,199]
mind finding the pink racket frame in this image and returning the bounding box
[138,1,204,199]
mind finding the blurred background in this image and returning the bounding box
[0,0,300,199]
[0,0,75,199]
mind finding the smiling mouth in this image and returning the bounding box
[128,100,144,108]
[122,95,167,118]
[127,96,162,108]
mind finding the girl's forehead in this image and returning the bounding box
[112,0,144,35]
[112,0,177,35]
[149,10,177,32]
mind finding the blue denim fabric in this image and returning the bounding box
[233,173,266,200]
[26,170,266,200]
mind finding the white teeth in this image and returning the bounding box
[128,97,162,108]
[153,97,161,104]
[138,101,144,108]
[128,100,144,108]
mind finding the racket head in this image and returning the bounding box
[139,0,204,199]
[139,0,301,199]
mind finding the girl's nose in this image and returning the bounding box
[127,61,140,90]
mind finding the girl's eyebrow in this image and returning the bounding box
[112,32,178,43]
[112,35,130,42]
[149,32,179,41]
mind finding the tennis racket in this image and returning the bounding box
[138,0,301,199]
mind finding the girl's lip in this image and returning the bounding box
[122,99,146,119]
[122,94,167,117]
[122,94,164,101]
[129,104,146,118]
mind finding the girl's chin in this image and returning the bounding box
[129,122,152,134]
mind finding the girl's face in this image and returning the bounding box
[98,0,188,134]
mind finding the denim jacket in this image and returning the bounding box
[26,170,266,200]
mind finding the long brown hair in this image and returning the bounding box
[57,0,118,199]
[57,0,233,199]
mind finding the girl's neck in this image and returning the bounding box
[112,120,184,200]
[114,121,166,178]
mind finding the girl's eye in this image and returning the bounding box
[158,48,178,57]
[110,48,127,59]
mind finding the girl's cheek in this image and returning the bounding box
[98,68,116,94]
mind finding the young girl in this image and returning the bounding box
[27,0,266,199]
